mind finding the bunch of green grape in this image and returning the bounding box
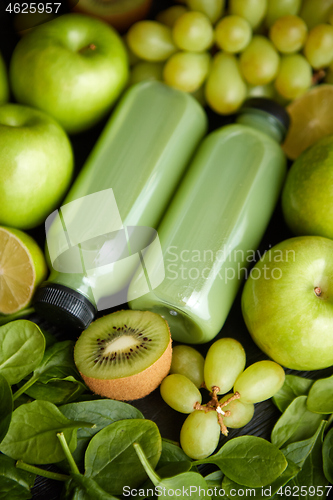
[126,0,333,114]
[160,339,285,459]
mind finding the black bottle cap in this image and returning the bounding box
[239,97,290,135]
[34,283,97,330]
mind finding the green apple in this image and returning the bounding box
[0,104,73,229]
[0,51,9,104]
[281,135,333,240]
[241,236,333,370]
[9,13,128,134]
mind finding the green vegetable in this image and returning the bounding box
[0,400,94,464]
[70,474,119,500]
[21,377,86,405]
[0,308,34,326]
[0,373,13,443]
[134,442,209,500]
[281,420,327,468]
[271,395,325,448]
[322,427,333,483]
[84,419,162,495]
[158,439,191,469]
[0,320,45,385]
[273,374,314,413]
[0,454,35,500]
[306,375,333,414]
[193,436,288,488]
[59,399,144,470]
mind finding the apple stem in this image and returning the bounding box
[314,287,322,297]
[79,44,97,54]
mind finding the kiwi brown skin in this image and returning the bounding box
[80,335,172,400]
[74,310,172,401]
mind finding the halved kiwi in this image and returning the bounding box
[74,310,172,400]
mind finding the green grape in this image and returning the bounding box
[274,54,312,100]
[219,393,254,429]
[233,360,285,404]
[163,51,210,93]
[170,344,205,388]
[127,21,177,62]
[160,374,202,414]
[325,61,333,82]
[156,6,188,28]
[180,409,220,459]
[205,52,247,114]
[215,15,252,53]
[240,35,280,85]
[186,0,225,24]
[265,0,302,28]
[191,85,206,106]
[247,82,276,99]
[329,6,333,25]
[172,11,214,52]
[304,24,333,69]
[300,0,333,30]
[229,0,267,29]
[269,15,307,53]
[204,337,246,394]
[130,62,164,85]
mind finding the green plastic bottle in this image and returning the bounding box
[128,98,289,344]
[34,81,207,328]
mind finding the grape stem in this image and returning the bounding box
[193,389,241,437]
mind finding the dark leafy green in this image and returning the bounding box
[59,399,144,470]
[0,320,45,385]
[70,473,119,500]
[271,396,325,448]
[281,420,327,468]
[193,436,287,488]
[221,459,300,499]
[0,308,34,326]
[0,454,35,500]
[273,375,314,413]
[158,439,191,469]
[322,427,333,483]
[0,400,94,464]
[307,375,333,414]
[22,377,86,405]
[134,442,209,500]
[204,471,227,500]
[85,419,161,495]
[0,373,13,443]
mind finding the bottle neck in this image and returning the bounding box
[236,110,285,143]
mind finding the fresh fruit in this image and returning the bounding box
[229,0,268,29]
[0,52,9,105]
[204,338,246,394]
[274,54,312,100]
[300,0,333,30]
[186,0,225,24]
[163,51,211,92]
[0,227,47,314]
[129,61,164,85]
[304,24,333,69]
[265,0,302,28]
[160,373,202,413]
[127,20,177,61]
[215,15,252,53]
[233,361,285,403]
[73,0,153,32]
[156,5,188,27]
[172,11,214,52]
[281,136,333,239]
[10,14,128,134]
[282,85,333,160]
[169,344,205,388]
[269,15,307,53]
[219,393,254,428]
[180,409,220,459]
[0,104,73,229]
[239,35,280,86]
[241,236,333,370]
[74,310,172,400]
[205,52,247,114]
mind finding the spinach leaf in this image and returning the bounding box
[134,442,209,500]
[0,400,94,464]
[322,427,333,483]
[158,439,192,469]
[271,396,325,448]
[0,320,45,385]
[281,420,327,468]
[193,436,287,488]
[0,307,34,326]
[204,471,227,500]
[221,459,300,499]
[0,373,13,443]
[22,377,86,405]
[70,473,119,500]
[285,420,328,499]
[272,375,314,413]
[157,461,192,478]
[85,419,161,495]
[306,375,333,414]
[0,454,35,500]
[59,399,144,470]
